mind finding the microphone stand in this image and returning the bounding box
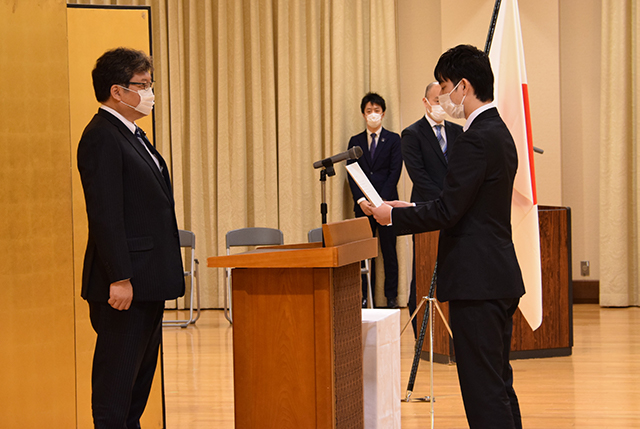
[318,159,336,225]
[314,146,362,226]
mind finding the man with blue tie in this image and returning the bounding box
[401,82,463,336]
[346,92,403,308]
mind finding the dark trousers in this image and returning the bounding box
[361,214,398,301]
[89,300,165,429]
[449,298,522,429]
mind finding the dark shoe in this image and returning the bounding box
[386,297,399,309]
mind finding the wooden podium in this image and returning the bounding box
[208,218,377,429]
[415,206,573,362]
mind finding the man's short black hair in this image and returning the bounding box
[434,44,494,102]
[360,92,386,113]
[92,47,154,103]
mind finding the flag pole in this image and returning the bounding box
[484,0,502,54]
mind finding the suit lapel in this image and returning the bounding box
[444,121,458,153]
[99,110,174,203]
[418,117,447,166]
[123,129,173,201]
[357,132,372,170]
[370,128,388,167]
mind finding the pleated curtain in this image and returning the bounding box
[600,0,640,306]
[69,0,406,308]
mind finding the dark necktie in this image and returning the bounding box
[435,125,447,161]
[134,127,173,196]
[370,132,377,160]
[135,127,163,172]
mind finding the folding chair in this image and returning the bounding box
[163,229,201,328]
[307,227,323,243]
[225,227,284,323]
[308,227,373,308]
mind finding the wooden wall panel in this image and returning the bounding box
[0,1,77,427]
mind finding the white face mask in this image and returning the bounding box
[119,85,155,116]
[425,99,447,122]
[366,112,383,128]
[438,80,466,119]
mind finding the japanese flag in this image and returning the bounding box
[488,0,543,330]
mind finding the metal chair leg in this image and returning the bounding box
[365,259,374,308]
[224,267,233,324]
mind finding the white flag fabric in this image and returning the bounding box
[488,0,543,330]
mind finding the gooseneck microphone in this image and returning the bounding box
[313,146,363,169]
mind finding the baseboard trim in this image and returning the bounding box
[573,280,599,304]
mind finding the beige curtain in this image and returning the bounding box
[69,0,407,308]
[600,0,640,306]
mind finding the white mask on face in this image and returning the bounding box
[118,85,155,116]
[425,99,447,122]
[366,112,383,128]
[438,80,466,119]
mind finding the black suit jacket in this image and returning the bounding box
[347,127,402,216]
[393,108,525,302]
[77,109,185,302]
[401,117,463,202]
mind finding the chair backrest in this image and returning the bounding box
[307,227,323,243]
[178,229,196,249]
[226,227,284,252]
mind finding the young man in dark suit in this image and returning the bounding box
[346,93,403,308]
[77,47,184,429]
[401,81,464,336]
[369,45,525,429]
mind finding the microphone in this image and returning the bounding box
[313,146,363,169]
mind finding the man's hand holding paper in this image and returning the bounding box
[366,199,414,226]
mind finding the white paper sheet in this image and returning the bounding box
[345,163,384,207]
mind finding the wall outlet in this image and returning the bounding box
[580,261,590,277]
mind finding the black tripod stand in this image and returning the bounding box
[401,262,453,423]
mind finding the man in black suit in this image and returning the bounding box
[77,47,184,429]
[402,81,463,336]
[346,92,403,308]
[369,45,525,429]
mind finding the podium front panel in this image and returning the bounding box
[232,264,363,429]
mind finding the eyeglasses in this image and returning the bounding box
[127,81,154,90]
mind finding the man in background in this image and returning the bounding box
[77,47,184,429]
[369,45,525,429]
[401,81,463,336]
[347,92,403,308]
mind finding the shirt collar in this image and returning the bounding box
[367,126,383,138]
[100,105,137,134]
[463,102,496,132]
[424,113,443,128]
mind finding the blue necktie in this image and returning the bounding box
[370,132,377,160]
[435,125,447,161]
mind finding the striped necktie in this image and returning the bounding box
[435,124,447,161]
